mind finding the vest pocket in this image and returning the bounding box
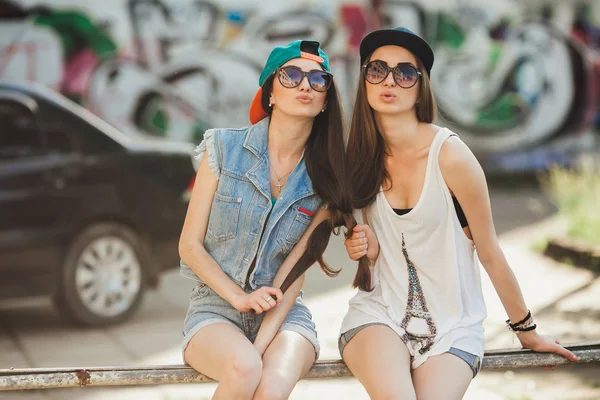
[277,211,312,253]
[207,193,242,241]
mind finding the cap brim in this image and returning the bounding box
[249,87,268,125]
[359,29,434,75]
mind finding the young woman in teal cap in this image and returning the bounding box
[340,27,577,399]
[179,40,360,399]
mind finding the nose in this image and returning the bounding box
[383,69,396,87]
[298,75,311,91]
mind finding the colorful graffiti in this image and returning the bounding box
[0,0,598,172]
[571,2,600,129]
[379,0,598,171]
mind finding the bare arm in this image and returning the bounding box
[179,154,282,314]
[440,136,576,361]
[253,208,330,355]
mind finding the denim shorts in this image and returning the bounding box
[182,281,320,361]
[338,323,481,377]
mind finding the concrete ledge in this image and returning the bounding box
[2,342,599,391]
[545,237,600,272]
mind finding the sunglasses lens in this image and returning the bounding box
[394,64,419,88]
[308,71,331,92]
[365,61,389,84]
[279,67,303,88]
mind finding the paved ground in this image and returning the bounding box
[1,182,599,400]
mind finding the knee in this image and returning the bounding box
[253,385,289,400]
[373,388,416,400]
[253,372,294,400]
[224,350,263,388]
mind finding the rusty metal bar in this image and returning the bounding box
[1,342,599,391]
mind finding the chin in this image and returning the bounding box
[371,104,410,115]
[284,108,321,119]
[372,105,408,115]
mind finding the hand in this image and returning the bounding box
[344,224,379,262]
[232,286,283,314]
[517,330,578,362]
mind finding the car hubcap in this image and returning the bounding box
[74,236,142,318]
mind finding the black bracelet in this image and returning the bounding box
[513,324,537,333]
[506,310,531,329]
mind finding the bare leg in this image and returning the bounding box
[342,325,416,400]
[412,353,473,400]
[253,330,316,400]
[184,322,262,400]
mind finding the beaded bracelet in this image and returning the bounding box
[506,310,537,332]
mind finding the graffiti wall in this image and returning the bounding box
[380,0,600,171]
[1,0,598,172]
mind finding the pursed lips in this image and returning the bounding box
[380,91,397,102]
[296,95,314,104]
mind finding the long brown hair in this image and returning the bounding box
[346,52,438,290]
[261,75,372,292]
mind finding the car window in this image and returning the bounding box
[35,98,120,155]
[43,122,75,154]
[0,100,42,160]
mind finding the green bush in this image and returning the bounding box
[541,156,600,245]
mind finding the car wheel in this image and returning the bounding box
[55,223,149,326]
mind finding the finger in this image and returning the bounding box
[264,287,284,303]
[250,300,263,314]
[350,247,367,257]
[357,249,368,258]
[348,243,367,253]
[350,238,368,247]
[352,231,366,239]
[256,297,271,311]
[344,237,357,247]
[354,225,366,232]
[551,343,577,361]
[346,248,360,258]
[345,239,363,248]
[266,295,278,307]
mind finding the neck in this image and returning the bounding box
[375,111,420,153]
[267,111,313,160]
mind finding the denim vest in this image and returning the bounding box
[180,118,323,289]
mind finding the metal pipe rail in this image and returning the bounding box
[2,342,599,391]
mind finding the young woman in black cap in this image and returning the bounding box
[339,27,577,399]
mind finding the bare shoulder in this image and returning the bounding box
[438,129,481,176]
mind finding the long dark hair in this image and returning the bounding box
[261,74,372,292]
[346,52,438,289]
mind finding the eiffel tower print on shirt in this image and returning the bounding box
[399,233,437,354]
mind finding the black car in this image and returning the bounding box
[0,81,197,326]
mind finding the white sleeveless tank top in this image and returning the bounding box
[340,128,487,368]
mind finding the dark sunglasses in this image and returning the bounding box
[363,60,422,88]
[276,66,333,92]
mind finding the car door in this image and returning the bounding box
[0,91,64,297]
